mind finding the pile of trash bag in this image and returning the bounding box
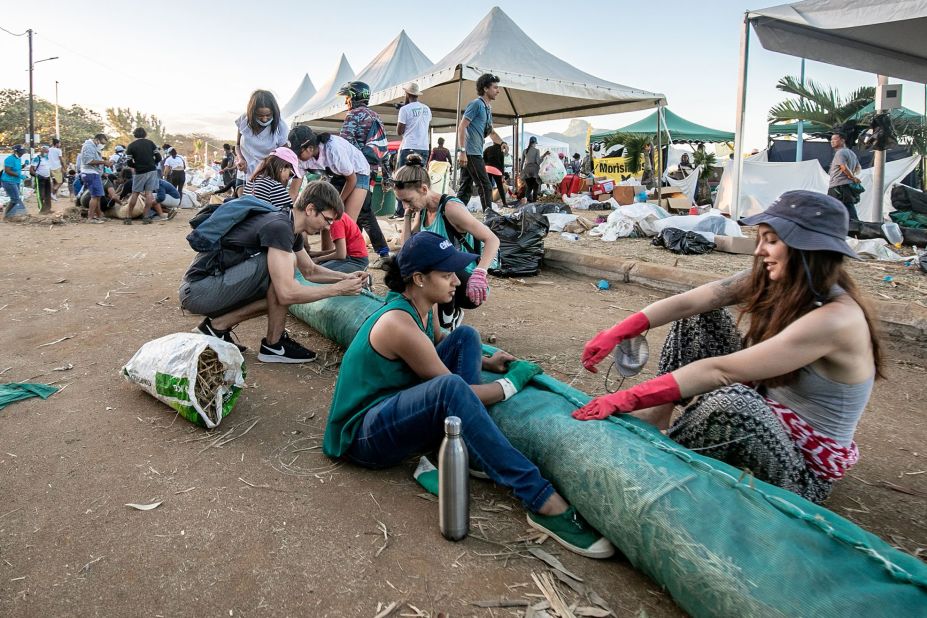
[652,228,716,255]
[486,210,550,277]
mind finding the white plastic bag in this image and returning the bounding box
[539,155,567,184]
[544,213,578,232]
[122,333,246,429]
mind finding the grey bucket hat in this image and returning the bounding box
[742,190,859,259]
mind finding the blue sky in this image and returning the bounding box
[1,0,925,148]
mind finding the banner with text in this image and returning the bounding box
[593,154,661,183]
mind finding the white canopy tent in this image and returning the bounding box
[730,0,927,221]
[281,74,317,122]
[498,130,570,157]
[291,54,355,123]
[294,31,432,130]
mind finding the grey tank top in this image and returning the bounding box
[766,366,873,446]
[766,284,874,446]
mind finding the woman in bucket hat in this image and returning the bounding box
[576,190,883,503]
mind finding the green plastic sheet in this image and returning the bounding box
[0,382,59,411]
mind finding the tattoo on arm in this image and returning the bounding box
[712,270,749,306]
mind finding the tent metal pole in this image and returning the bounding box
[730,14,752,221]
[452,72,463,189]
[796,58,805,162]
[513,118,520,184]
[656,104,663,203]
[871,74,888,222]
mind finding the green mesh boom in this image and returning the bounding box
[289,280,927,617]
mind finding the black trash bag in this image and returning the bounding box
[891,185,927,216]
[920,252,927,275]
[651,227,716,255]
[486,211,550,277]
[517,202,572,215]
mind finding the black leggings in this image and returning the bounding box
[524,177,540,203]
[169,169,186,197]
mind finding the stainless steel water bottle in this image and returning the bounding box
[438,416,469,541]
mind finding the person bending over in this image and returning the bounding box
[322,231,614,559]
[576,191,881,504]
[179,181,367,363]
[394,154,500,330]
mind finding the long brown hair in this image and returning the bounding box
[738,247,883,387]
[250,153,291,183]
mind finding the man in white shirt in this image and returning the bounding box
[79,133,110,222]
[392,82,432,219]
[48,138,63,199]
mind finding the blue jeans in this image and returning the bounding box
[2,181,25,217]
[394,148,429,216]
[345,326,555,512]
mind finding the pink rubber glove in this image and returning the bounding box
[466,268,488,305]
[581,311,650,373]
[572,373,681,421]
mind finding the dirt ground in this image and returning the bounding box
[0,200,925,617]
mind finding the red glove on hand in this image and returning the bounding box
[466,268,489,305]
[581,312,650,373]
[572,373,681,421]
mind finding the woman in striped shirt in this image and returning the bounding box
[243,146,303,209]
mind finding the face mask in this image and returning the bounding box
[257,117,273,128]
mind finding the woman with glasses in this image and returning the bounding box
[393,154,500,330]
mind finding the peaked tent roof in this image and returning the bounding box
[767,121,831,136]
[303,6,665,131]
[296,31,432,127]
[591,108,735,143]
[850,101,926,123]
[749,0,927,83]
[281,74,317,121]
[292,54,355,122]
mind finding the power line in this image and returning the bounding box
[0,25,28,37]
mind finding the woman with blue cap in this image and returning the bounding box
[576,190,882,503]
[323,231,614,558]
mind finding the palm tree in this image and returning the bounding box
[602,132,653,175]
[768,76,875,129]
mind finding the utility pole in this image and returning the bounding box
[28,29,34,159]
[55,80,60,139]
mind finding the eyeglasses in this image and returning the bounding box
[320,212,336,225]
[394,180,423,190]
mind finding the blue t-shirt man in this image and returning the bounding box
[2,153,23,183]
[462,98,493,156]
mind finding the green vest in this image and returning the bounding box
[323,292,434,457]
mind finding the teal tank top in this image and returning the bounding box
[323,292,434,457]
[420,195,497,273]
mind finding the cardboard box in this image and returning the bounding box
[714,235,756,254]
[665,197,692,211]
[597,193,613,202]
[611,186,636,205]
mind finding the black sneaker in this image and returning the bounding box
[257,331,317,364]
[195,317,247,352]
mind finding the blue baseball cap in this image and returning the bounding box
[397,231,479,277]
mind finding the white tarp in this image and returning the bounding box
[281,74,317,121]
[663,164,702,202]
[350,7,665,130]
[749,0,927,83]
[715,155,922,221]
